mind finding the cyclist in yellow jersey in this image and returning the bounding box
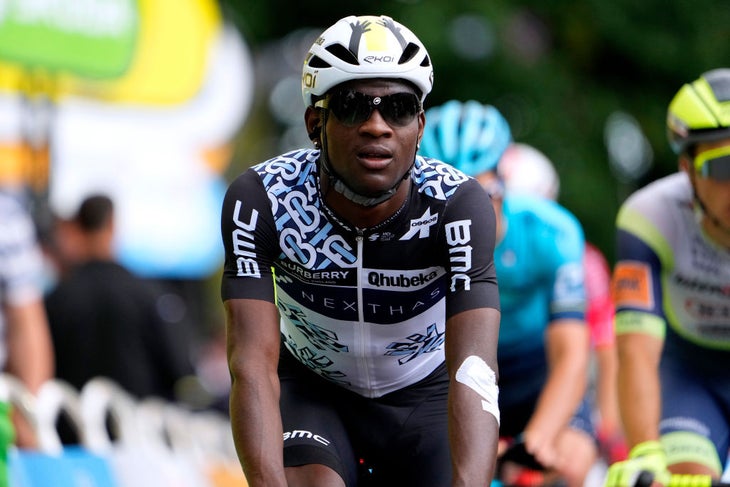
[606,69,730,486]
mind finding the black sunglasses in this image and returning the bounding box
[316,89,422,128]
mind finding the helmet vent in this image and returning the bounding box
[398,42,420,64]
[706,70,730,102]
[307,55,331,69]
[326,43,359,65]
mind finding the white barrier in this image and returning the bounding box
[0,374,247,487]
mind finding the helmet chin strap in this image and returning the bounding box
[317,110,414,208]
[330,172,407,207]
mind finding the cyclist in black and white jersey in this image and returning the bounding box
[221,14,501,487]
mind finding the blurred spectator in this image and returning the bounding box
[44,194,195,404]
[0,190,55,478]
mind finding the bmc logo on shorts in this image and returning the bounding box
[283,430,331,446]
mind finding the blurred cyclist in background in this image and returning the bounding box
[605,69,730,486]
[420,100,596,487]
[500,142,628,466]
[221,15,501,487]
[0,190,54,482]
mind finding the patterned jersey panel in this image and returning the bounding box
[220,150,499,397]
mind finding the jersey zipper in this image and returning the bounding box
[355,231,372,394]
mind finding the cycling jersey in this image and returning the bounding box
[221,150,500,398]
[494,194,586,378]
[584,242,615,349]
[614,172,730,363]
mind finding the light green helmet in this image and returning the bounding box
[667,68,730,154]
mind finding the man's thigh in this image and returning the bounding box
[280,354,358,485]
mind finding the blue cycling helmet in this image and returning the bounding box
[419,100,512,177]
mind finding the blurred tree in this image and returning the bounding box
[220,0,730,263]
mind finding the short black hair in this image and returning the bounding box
[74,194,114,232]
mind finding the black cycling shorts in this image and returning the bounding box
[279,344,452,487]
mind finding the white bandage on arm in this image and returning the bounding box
[455,355,500,424]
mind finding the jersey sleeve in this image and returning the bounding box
[441,179,500,318]
[613,204,667,338]
[220,168,279,303]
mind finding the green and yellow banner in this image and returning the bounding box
[0,0,139,78]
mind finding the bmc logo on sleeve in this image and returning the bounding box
[613,261,654,309]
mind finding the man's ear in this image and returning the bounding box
[678,153,692,173]
[417,111,426,148]
[305,106,322,141]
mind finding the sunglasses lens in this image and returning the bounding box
[704,155,730,180]
[327,90,420,127]
[696,148,730,181]
[381,93,421,127]
[328,91,372,126]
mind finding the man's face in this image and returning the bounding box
[689,138,730,230]
[317,78,424,198]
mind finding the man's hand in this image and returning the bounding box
[604,441,669,487]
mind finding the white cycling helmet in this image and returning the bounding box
[301,15,434,108]
[499,142,560,200]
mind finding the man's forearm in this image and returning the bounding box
[527,358,586,439]
[616,334,663,447]
[5,302,54,392]
[230,374,288,487]
[448,384,499,486]
[617,354,661,447]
